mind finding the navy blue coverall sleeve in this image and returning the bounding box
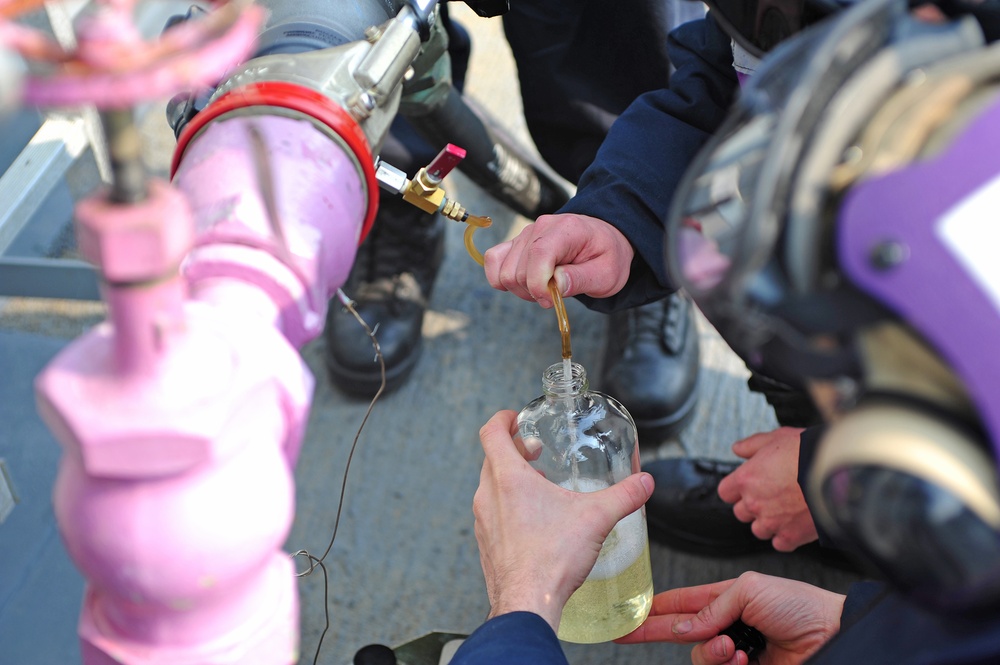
[447,590,1000,664]
[808,582,1000,664]
[448,612,569,665]
[559,14,740,313]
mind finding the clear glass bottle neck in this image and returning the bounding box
[541,361,588,397]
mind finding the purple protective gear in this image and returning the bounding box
[667,0,1000,612]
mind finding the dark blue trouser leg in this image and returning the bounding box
[502,0,675,184]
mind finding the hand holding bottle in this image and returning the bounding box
[482,213,634,308]
[616,572,844,665]
[473,409,655,633]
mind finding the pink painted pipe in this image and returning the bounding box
[34,109,370,663]
[174,113,368,348]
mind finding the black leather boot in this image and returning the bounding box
[324,195,446,398]
[599,292,701,442]
[644,457,766,556]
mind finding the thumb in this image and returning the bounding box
[479,410,521,460]
[554,263,620,299]
[595,472,655,525]
[552,266,571,298]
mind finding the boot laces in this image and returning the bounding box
[678,460,737,501]
[626,294,686,353]
[350,211,443,297]
[627,302,665,345]
[354,272,426,312]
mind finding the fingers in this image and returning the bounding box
[691,636,747,665]
[716,465,742,505]
[750,520,775,541]
[625,620,746,665]
[731,426,804,458]
[616,614,694,644]
[483,235,538,304]
[483,240,513,292]
[771,533,800,553]
[731,499,777,541]
[730,498,753,524]
[732,501,810,550]
[670,581,747,645]
[615,581,736,644]
[483,224,559,306]
[651,581,734,617]
[730,430,771,459]
[771,523,820,552]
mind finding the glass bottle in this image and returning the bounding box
[517,360,653,644]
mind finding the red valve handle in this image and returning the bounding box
[425,143,467,181]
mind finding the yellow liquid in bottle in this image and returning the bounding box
[557,510,653,644]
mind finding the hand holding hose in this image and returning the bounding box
[482,212,635,308]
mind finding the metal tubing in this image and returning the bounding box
[100,109,147,204]
[407,87,572,218]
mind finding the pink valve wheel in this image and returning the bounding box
[0,0,263,108]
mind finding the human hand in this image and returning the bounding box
[717,427,818,552]
[616,572,844,665]
[483,213,634,308]
[473,409,654,631]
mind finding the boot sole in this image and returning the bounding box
[646,511,770,557]
[648,514,866,573]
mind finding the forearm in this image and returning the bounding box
[559,14,738,312]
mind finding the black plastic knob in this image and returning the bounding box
[354,643,397,665]
[721,620,766,658]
